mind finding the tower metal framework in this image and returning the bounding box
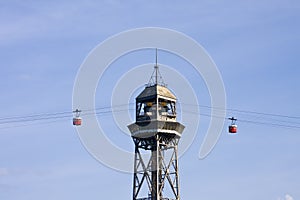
[128,60,185,200]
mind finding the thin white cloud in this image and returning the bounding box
[278,194,295,200]
[285,194,294,200]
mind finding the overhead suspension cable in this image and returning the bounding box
[0,103,299,130]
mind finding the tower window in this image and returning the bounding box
[136,99,156,120]
[158,99,176,117]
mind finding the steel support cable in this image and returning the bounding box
[179,103,300,119]
[2,110,300,130]
[0,108,134,128]
[0,104,133,124]
[0,103,298,123]
[179,104,300,126]
[178,110,300,129]
[0,103,299,130]
[0,111,72,121]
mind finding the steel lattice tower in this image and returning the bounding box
[128,63,185,200]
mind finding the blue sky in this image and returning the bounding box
[0,0,299,199]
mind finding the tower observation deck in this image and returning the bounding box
[128,58,185,200]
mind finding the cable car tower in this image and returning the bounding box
[128,52,185,200]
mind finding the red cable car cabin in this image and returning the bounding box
[73,117,82,126]
[229,124,237,133]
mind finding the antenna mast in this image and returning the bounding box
[155,48,158,85]
[147,48,166,87]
